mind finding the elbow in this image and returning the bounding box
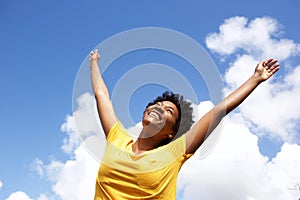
[213,103,228,118]
[94,90,109,101]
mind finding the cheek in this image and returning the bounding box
[166,116,176,127]
[142,108,149,117]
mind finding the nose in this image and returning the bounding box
[153,105,164,114]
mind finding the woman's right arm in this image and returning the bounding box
[89,49,118,137]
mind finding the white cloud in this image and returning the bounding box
[173,15,300,200]
[29,16,300,200]
[223,55,257,88]
[51,145,99,200]
[31,146,99,200]
[3,178,50,200]
[47,94,300,200]
[31,92,103,200]
[207,16,300,142]
[234,63,300,142]
[222,55,300,142]
[268,143,300,185]
[32,158,45,178]
[37,194,50,200]
[60,115,80,155]
[29,93,300,200]
[178,116,300,200]
[6,191,33,200]
[60,92,104,156]
[206,16,300,60]
[44,159,65,183]
[31,157,64,183]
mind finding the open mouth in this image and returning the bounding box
[148,109,162,121]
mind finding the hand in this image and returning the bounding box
[254,58,280,82]
[89,49,100,63]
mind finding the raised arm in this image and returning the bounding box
[89,50,118,137]
[186,58,280,154]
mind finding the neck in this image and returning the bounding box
[132,129,161,154]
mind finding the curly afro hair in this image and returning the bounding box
[145,91,194,140]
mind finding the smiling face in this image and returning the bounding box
[142,101,179,138]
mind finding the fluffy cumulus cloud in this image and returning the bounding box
[37,194,50,200]
[32,144,99,200]
[6,191,33,200]
[38,94,299,200]
[61,93,103,156]
[178,116,300,200]
[50,145,99,200]
[206,16,300,60]
[30,93,101,200]
[208,16,300,143]
[225,57,300,142]
[174,15,300,200]
[25,16,300,200]
[2,180,50,200]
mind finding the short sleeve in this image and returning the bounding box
[181,134,194,159]
[106,121,121,142]
[166,134,194,162]
[106,121,133,146]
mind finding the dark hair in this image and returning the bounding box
[146,91,194,140]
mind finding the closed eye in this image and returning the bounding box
[167,107,174,115]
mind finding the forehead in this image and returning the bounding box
[161,100,177,108]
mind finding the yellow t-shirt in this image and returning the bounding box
[94,121,193,200]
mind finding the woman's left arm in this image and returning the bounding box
[186,58,280,154]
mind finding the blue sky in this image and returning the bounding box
[1,0,300,199]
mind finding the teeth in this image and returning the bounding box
[149,111,160,119]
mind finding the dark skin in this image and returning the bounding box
[186,58,279,153]
[89,49,280,154]
[132,101,180,154]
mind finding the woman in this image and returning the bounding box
[89,49,279,199]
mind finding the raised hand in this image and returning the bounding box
[254,58,280,82]
[89,49,100,64]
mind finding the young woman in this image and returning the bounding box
[89,49,279,199]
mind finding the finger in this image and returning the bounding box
[263,59,271,69]
[268,64,280,73]
[271,66,280,74]
[264,63,270,70]
[269,59,278,66]
[270,62,279,71]
[266,58,274,63]
[265,59,278,69]
[272,63,280,70]
[265,58,275,66]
